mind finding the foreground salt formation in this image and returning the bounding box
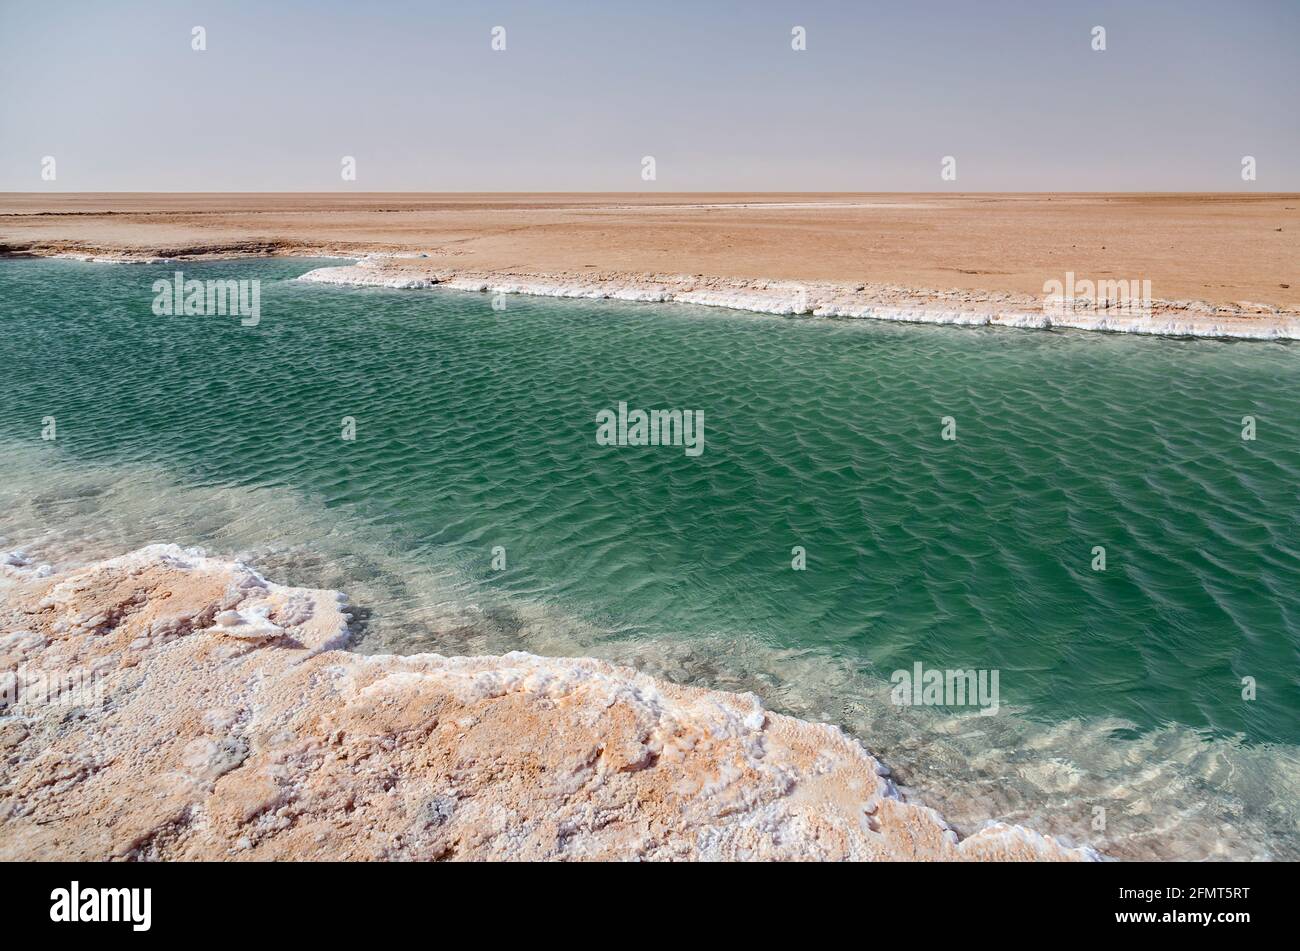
[297,257,1300,340]
[0,545,1093,861]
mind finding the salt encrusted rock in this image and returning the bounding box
[0,544,1096,861]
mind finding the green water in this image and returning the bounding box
[1,258,1297,858]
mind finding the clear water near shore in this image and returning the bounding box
[1,257,1297,860]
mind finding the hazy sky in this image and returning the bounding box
[2,0,1297,191]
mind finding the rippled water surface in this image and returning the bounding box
[2,258,1297,859]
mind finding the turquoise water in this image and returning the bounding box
[1,257,1297,858]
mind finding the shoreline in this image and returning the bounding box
[3,191,1298,337]
[297,257,1300,340]
[5,246,1300,339]
[0,543,1096,861]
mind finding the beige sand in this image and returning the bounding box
[2,192,1297,309]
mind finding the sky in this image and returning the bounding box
[1,0,1297,191]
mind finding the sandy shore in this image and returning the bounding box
[2,192,1298,327]
[0,545,1093,861]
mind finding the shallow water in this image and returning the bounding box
[1,257,1297,859]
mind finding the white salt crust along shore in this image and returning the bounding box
[297,257,1300,340]
[0,545,1096,861]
